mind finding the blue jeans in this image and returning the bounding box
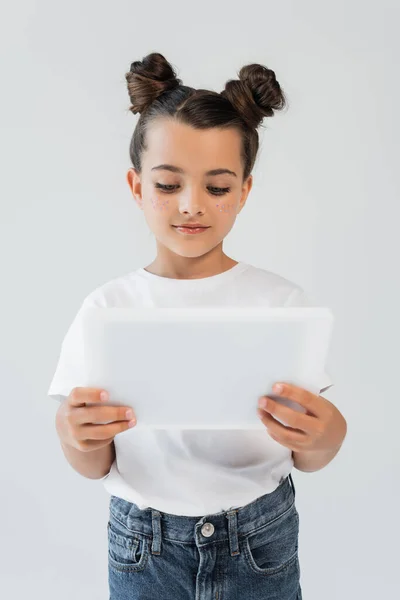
[108,474,301,599]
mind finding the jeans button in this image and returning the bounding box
[201,522,215,538]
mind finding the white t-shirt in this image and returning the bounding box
[48,261,333,516]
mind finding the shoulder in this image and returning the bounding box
[241,263,313,306]
[80,269,142,309]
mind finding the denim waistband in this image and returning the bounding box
[109,474,296,557]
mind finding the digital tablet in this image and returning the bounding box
[82,307,333,429]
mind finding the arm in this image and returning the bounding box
[293,406,347,472]
[292,437,346,473]
[60,439,115,480]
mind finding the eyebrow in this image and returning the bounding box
[151,164,237,178]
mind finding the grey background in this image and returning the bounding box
[1,1,398,598]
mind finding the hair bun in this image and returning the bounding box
[222,63,287,129]
[126,52,182,114]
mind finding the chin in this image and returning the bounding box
[171,246,211,259]
[164,238,216,258]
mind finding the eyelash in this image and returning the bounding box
[155,183,231,196]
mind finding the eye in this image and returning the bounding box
[154,183,231,196]
[208,186,231,196]
[155,183,178,192]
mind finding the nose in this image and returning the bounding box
[178,189,206,217]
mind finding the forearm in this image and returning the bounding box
[293,406,347,472]
[292,443,343,472]
[60,440,115,480]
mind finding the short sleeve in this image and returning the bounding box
[285,286,334,394]
[47,295,97,403]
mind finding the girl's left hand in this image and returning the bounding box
[257,383,347,453]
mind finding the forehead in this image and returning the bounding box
[142,118,242,176]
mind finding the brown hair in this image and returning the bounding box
[125,52,288,182]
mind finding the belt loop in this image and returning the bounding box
[226,510,240,556]
[151,510,162,555]
[288,473,296,498]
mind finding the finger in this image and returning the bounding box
[76,437,115,452]
[273,383,325,417]
[77,419,136,441]
[261,425,307,452]
[74,405,135,426]
[257,409,308,445]
[259,397,323,435]
[68,387,106,408]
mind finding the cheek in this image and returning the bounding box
[150,196,170,211]
[216,202,235,214]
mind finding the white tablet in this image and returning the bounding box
[81,307,333,429]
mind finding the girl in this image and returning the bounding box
[49,52,347,600]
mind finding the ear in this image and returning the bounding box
[237,174,253,213]
[126,168,143,209]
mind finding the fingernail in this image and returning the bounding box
[128,419,136,427]
[100,391,109,401]
[273,384,283,395]
[258,397,268,410]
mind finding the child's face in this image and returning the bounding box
[127,118,253,259]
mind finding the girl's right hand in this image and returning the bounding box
[55,387,137,453]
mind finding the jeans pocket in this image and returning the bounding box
[244,503,299,576]
[107,520,149,573]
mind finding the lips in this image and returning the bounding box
[173,225,210,235]
[173,225,209,229]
